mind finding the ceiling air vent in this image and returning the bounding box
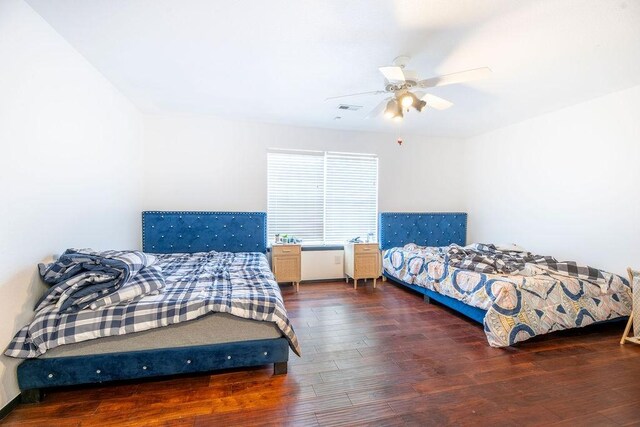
[337,104,362,111]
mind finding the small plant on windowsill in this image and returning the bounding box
[275,234,301,244]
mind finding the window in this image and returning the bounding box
[267,150,325,243]
[267,149,378,245]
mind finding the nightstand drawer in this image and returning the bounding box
[272,245,301,256]
[354,243,378,254]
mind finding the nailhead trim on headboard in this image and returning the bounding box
[378,212,467,250]
[142,211,268,254]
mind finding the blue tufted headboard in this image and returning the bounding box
[379,212,467,251]
[142,211,267,254]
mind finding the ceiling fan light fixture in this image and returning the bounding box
[392,109,404,122]
[415,99,427,112]
[399,92,414,109]
[383,99,400,119]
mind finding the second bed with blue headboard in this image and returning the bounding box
[378,212,487,323]
[379,212,632,348]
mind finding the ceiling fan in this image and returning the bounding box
[326,56,491,121]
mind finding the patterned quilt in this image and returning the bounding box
[6,251,300,358]
[383,244,632,347]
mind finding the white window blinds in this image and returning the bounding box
[325,152,378,243]
[267,150,324,243]
[267,149,378,245]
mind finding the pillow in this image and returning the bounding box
[494,243,528,253]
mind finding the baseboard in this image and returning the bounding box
[300,278,345,284]
[0,394,21,421]
[300,277,383,284]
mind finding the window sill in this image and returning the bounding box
[268,244,345,252]
[301,244,344,252]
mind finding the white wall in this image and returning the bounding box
[141,114,467,280]
[0,0,142,409]
[464,85,640,275]
[301,250,344,281]
[141,114,466,212]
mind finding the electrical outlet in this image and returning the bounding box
[334,255,342,264]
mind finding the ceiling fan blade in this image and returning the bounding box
[325,90,386,101]
[422,93,453,110]
[401,69,418,81]
[379,66,405,82]
[417,67,492,88]
[366,98,390,119]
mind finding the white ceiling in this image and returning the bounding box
[27,0,640,138]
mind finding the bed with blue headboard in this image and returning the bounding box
[379,212,487,323]
[379,212,631,347]
[16,211,292,403]
[142,211,268,253]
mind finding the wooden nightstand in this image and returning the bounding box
[344,242,381,289]
[271,244,301,292]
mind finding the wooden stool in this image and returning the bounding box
[620,268,640,345]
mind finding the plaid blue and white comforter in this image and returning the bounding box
[6,251,300,358]
[35,249,163,313]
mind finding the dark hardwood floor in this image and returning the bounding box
[2,280,640,426]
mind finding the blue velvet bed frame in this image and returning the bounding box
[379,212,488,323]
[17,211,289,403]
